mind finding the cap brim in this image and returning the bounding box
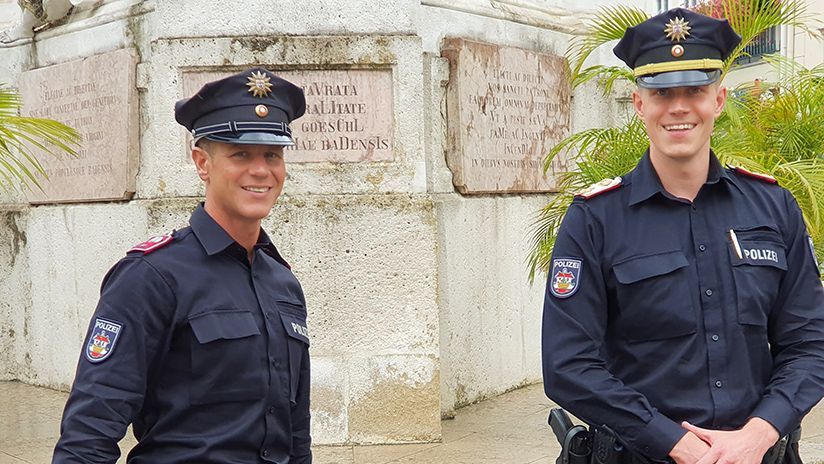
[200,132,296,146]
[637,70,722,89]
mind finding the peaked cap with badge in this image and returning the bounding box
[175,68,306,146]
[614,8,741,88]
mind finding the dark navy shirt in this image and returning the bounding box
[53,205,311,464]
[542,152,824,460]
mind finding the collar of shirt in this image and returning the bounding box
[627,149,735,206]
[189,203,274,256]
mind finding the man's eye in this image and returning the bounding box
[656,89,669,97]
[232,152,248,158]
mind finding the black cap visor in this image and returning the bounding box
[637,69,721,89]
[200,131,296,146]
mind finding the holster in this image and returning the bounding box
[763,427,803,464]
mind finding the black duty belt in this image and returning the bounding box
[549,408,803,464]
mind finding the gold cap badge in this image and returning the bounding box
[246,71,273,98]
[671,44,685,57]
[664,17,691,42]
[255,104,269,118]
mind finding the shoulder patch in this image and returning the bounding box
[576,176,623,200]
[550,258,583,298]
[809,236,820,275]
[128,234,174,255]
[85,318,123,363]
[729,166,777,184]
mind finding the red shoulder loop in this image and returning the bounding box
[128,234,174,255]
[730,166,777,184]
[575,177,623,200]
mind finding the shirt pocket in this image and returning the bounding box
[188,309,266,405]
[729,225,787,327]
[278,302,309,404]
[613,250,696,342]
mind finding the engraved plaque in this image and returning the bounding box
[442,39,571,193]
[183,69,394,162]
[19,48,139,203]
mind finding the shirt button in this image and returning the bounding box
[711,334,719,342]
[698,244,707,252]
[715,380,723,388]
[262,449,269,457]
[705,289,713,296]
[272,359,278,367]
[268,406,276,414]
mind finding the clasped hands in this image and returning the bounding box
[669,417,779,464]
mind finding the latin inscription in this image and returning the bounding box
[442,39,572,193]
[183,70,394,162]
[19,49,138,203]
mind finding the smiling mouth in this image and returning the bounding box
[243,186,270,193]
[664,123,696,131]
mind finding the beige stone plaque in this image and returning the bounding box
[442,39,571,193]
[20,48,139,203]
[183,69,393,162]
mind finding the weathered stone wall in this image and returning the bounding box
[416,1,636,414]
[0,0,637,444]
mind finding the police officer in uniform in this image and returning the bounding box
[542,9,824,464]
[53,68,312,463]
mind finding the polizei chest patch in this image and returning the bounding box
[85,318,123,363]
[550,258,583,298]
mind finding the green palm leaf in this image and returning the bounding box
[0,85,80,192]
[566,6,649,89]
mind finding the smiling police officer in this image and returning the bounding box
[542,8,824,464]
[53,68,312,463]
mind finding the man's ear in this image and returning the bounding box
[715,85,727,117]
[191,146,210,182]
[632,89,644,118]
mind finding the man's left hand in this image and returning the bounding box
[683,417,780,464]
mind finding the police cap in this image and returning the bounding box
[613,8,741,89]
[175,68,306,146]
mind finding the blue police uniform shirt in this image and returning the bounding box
[542,151,824,460]
[53,204,311,464]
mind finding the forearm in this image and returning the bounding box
[543,311,685,459]
[53,389,129,463]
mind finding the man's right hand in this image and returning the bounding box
[669,431,711,464]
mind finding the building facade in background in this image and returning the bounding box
[0,0,820,446]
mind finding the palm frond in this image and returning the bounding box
[0,85,80,191]
[720,0,814,75]
[567,6,649,88]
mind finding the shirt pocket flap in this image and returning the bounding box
[280,312,310,345]
[731,240,788,270]
[614,250,689,284]
[189,310,260,344]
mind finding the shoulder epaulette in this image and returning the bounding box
[575,176,623,200]
[128,234,174,255]
[729,166,777,184]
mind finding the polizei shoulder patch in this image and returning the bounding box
[85,318,123,363]
[550,258,583,298]
[575,177,623,200]
[128,234,173,255]
[729,166,777,184]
